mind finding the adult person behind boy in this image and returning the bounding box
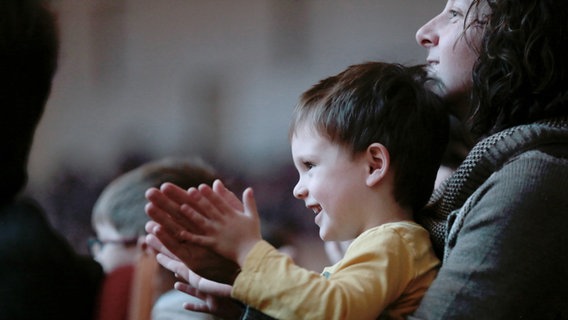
[148,0,568,318]
[410,0,568,317]
[0,0,103,319]
[146,62,449,319]
[90,157,220,320]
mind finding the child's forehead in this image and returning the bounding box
[291,122,327,142]
[291,125,356,157]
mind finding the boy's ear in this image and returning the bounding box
[365,143,390,187]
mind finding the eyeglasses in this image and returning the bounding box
[87,237,139,256]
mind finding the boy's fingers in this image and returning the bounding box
[145,234,175,259]
[199,183,239,217]
[146,201,196,234]
[146,188,201,232]
[152,226,198,264]
[182,186,224,220]
[180,204,214,234]
[146,187,180,214]
[161,181,234,222]
[242,187,258,219]
[161,182,194,205]
[178,230,215,248]
[213,180,244,211]
[156,253,190,281]
[145,220,159,234]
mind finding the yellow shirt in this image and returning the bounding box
[232,221,439,320]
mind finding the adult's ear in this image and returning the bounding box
[365,143,390,187]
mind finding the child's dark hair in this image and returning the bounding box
[290,62,449,212]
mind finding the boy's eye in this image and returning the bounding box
[303,161,315,170]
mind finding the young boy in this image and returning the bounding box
[147,62,448,319]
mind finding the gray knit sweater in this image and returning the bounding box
[413,116,568,319]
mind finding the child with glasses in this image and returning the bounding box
[91,157,220,320]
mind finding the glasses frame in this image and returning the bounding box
[87,236,139,256]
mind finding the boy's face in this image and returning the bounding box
[291,125,375,241]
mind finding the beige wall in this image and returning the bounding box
[27,0,443,190]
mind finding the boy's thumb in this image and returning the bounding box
[242,187,258,218]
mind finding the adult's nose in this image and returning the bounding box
[415,17,439,48]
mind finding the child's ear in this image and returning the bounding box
[366,143,390,187]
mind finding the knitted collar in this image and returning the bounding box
[417,116,568,258]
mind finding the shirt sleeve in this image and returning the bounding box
[232,224,436,320]
[412,151,568,319]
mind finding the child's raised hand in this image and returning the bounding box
[145,186,197,234]
[210,179,245,211]
[155,252,232,297]
[145,186,241,285]
[177,180,263,266]
[175,281,243,319]
[156,252,243,318]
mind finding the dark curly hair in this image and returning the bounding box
[468,0,568,138]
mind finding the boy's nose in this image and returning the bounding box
[293,182,308,199]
